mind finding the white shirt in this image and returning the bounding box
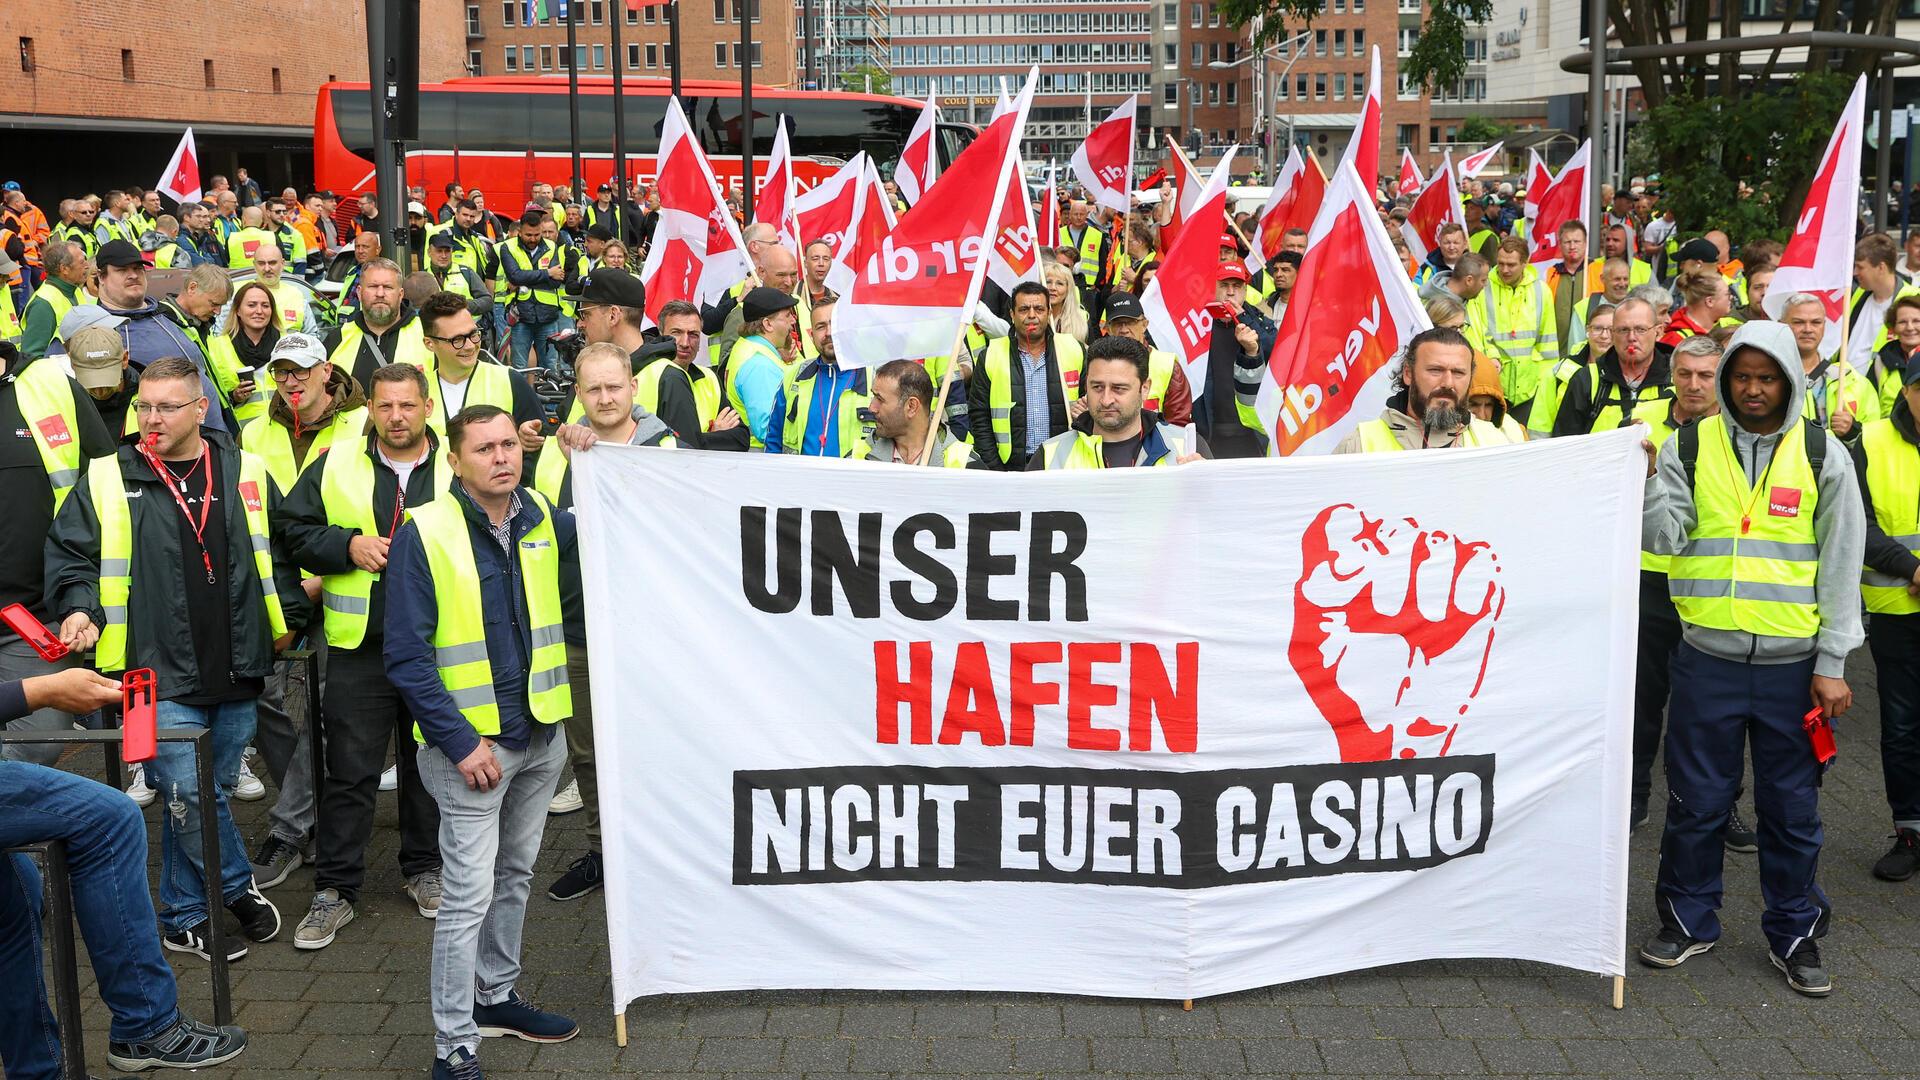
[1850,290,1893,371]
[436,370,472,416]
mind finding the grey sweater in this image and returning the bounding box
[1641,320,1865,678]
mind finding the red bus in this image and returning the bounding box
[313,75,973,207]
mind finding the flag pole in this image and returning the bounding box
[612,3,629,243]
[668,0,683,98]
[740,0,756,219]
[566,0,584,198]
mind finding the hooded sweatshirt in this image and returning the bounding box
[266,365,367,470]
[1641,321,1865,678]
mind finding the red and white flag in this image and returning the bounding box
[637,96,751,327]
[754,119,800,254]
[895,94,939,206]
[1038,166,1060,248]
[793,153,896,296]
[1398,152,1464,265]
[1522,149,1551,239]
[833,71,1035,367]
[1458,141,1505,180]
[1069,96,1137,213]
[1257,163,1433,455]
[1395,148,1423,198]
[992,83,1014,122]
[1252,145,1326,265]
[1160,141,1207,248]
[1335,46,1382,188]
[156,127,202,206]
[987,154,1045,294]
[1142,147,1239,409]
[1763,73,1865,357]
[1527,140,1589,269]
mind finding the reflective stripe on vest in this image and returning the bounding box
[88,451,287,673]
[1860,418,1920,614]
[1038,424,1186,469]
[1355,417,1505,452]
[1059,225,1102,284]
[501,239,561,305]
[982,335,1085,463]
[724,336,785,450]
[13,359,84,511]
[317,443,452,648]
[240,406,371,496]
[1668,415,1822,638]
[636,360,721,432]
[404,491,572,738]
[781,364,871,455]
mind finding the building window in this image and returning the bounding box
[644,43,656,67]
[1190,2,1201,26]
[468,49,482,73]
[1314,73,1326,99]
[1207,82,1219,105]
[1398,27,1417,55]
[1296,72,1307,98]
[522,45,535,69]
[713,0,725,20]
[1333,73,1346,98]
[1163,81,1178,105]
[1162,1,1175,25]
[715,42,727,66]
[120,48,134,80]
[1397,123,1417,151]
[592,43,605,68]
[1163,42,1175,67]
[751,42,762,66]
[203,58,215,88]
[1314,30,1326,55]
[501,1,515,26]
[1354,0,1364,10]
[505,46,519,71]
[1353,29,1365,53]
[271,66,281,92]
[541,44,554,69]
[1224,81,1236,105]
[1275,76,1288,101]
[1333,29,1345,56]
[590,0,604,23]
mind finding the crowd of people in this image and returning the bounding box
[0,155,1911,1080]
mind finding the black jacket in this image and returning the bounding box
[967,333,1075,471]
[1852,400,1920,586]
[44,430,311,699]
[278,429,449,649]
[321,308,424,389]
[1551,345,1675,438]
[1192,304,1275,456]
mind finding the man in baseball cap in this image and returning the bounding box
[1203,260,1274,459]
[728,286,800,449]
[1099,290,1191,426]
[64,325,133,408]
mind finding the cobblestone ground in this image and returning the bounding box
[41,650,1920,1078]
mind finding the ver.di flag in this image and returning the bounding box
[1527,140,1589,270]
[636,95,751,326]
[986,152,1045,295]
[1069,97,1138,214]
[1252,145,1325,266]
[755,118,800,255]
[155,127,202,207]
[832,70,1035,367]
[1763,73,1866,358]
[1335,45,1382,187]
[1259,162,1433,456]
[1398,152,1464,265]
[1395,148,1423,198]
[895,94,939,206]
[1458,141,1505,180]
[1142,146,1239,405]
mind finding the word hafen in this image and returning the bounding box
[733,757,1495,888]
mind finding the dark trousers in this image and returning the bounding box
[315,642,440,902]
[1633,570,1684,807]
[1656,641,1829,958]
[1869,611,1920,827]
[561,644,600,853]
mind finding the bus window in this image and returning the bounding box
[456,92,533,153]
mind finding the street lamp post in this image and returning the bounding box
[1210,29,1313,179]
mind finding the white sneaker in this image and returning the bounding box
[233,753,266,802]
[126,764,156,808]
[378,764,398,792]
[548,778,583,815]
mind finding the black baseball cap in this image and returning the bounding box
[565,268,648,309]
[1104,291,1145,322]
[586,223,615,243]
[95,239,145,269]
[427,231,455,249]
[1676,238,1719,263]
[743,286,798,322]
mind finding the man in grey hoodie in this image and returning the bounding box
[1636,320,1864,997]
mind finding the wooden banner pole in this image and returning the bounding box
[1611,975,1624,1010]
[615,1010,628,1046]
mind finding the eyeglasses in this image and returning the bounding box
[427,330,484,347]
[133,399,202,417]
[271,366,319,382]
[1588,325,1614,336]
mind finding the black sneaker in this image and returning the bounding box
[547,851,603,902]
[1630,797,1650,832]
[1724,805,1759,853]
[162,922,247,963]
[433,1045,484,1079]
[106,1013,247,1071]
[225,881,282,942]
[474,989,578,1043]
[249,835,304,889]
[1874,828,1920,881]
[1771,940,1832,996]
[1638,926,1714,968]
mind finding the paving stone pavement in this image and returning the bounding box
[39,649,1920,1078]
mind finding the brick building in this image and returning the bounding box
[466,0,797,88]
[0,0,463,197]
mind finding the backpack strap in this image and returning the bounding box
[1803,416,1828,477]
[1676,418,1700,490]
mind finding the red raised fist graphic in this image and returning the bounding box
[1290,504,1505,762]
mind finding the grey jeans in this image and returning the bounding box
[417,727,565,1059]
[0,621,86,765]
[254,637,326,846]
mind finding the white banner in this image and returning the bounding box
[575,432,1642,1006]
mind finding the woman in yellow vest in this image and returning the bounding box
[1855,360,1920,881]
[211,282,279,426]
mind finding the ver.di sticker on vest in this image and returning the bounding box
[1768,486,1803,518]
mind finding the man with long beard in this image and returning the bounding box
[1334,327,1510,452]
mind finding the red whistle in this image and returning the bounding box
[0,603,67,662]
[144,431,160,449]
[121,668,157,764]
[1804,706,1837,765]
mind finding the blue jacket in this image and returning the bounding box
[766,359,866,456]
[100,299,230,433]
[177,228,225,267]
[501,239,565,325]
[383,483,579,764]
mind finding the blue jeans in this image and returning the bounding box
[144,699,257,933]
[511,317,560,374]
[0,762,180,1079]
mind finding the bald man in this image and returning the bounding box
[703,226,804,368]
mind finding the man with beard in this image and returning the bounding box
[1545,296,1674,437]
[969,280,1085,470]
[322,258,435,386]
[852,360,976,467]
[1026,336,1204,468]
[1334,327,1508,451]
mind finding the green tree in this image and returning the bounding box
[1218,0,1492,95]
[1457,116,1509,144]
[838,64,892,96]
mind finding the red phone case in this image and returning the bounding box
[1804,706,1837,764]
[122,669,157,764]
[1,603,68,662]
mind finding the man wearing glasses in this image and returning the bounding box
[46,356,310,963]
[1546,297,1675,438]
[416,292,546,451]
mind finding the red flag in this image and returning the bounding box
[1038,168,1060,252]
[1764,73,1865,356]
[155,127,202,206]
[1257,163,1433,455]
[1159,142,1206,250]
[754,119,799,254]
[1252,146,1326,265]
[1395,149,1422,198]
[794,153,895,297]
[1527,140,1589,270]
[1137,166,1167,190]
[1336,46,1382,189]
[1457,141,1505,180]
[895,93,939,205]
[1142,147,1239,404]
[834,71,1035,367]
[1397,152,1464,264]
[1521,149,1551,244]
[1069,96,1137,213]
[987,152,1043,294]
[636,96,751,326]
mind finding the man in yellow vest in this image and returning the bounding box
[0,333,115,767]
[968,280,1084,470]
[416,291,547,444]
[321,258,435,387]
[1335,327,1508,452]
[1099,290,1191,425]
[1623,336,1720,829]
[1781,292,1881,440]
[1468,236,1560,425]
[1638,321,1864,996]
[278,362,451,948]
[45,356,306,963]
[771,292,869,456]
[723,286,800,451]
[1058,198,1107,296]
[247,244,315,334]
[1851,358,1920,882]
[852,359,976,466]
[383,403,581,1074]
[1541,296,1674,437]
[224,206,277,270]
[18,239,88,360]
[1028,336,1204,469]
